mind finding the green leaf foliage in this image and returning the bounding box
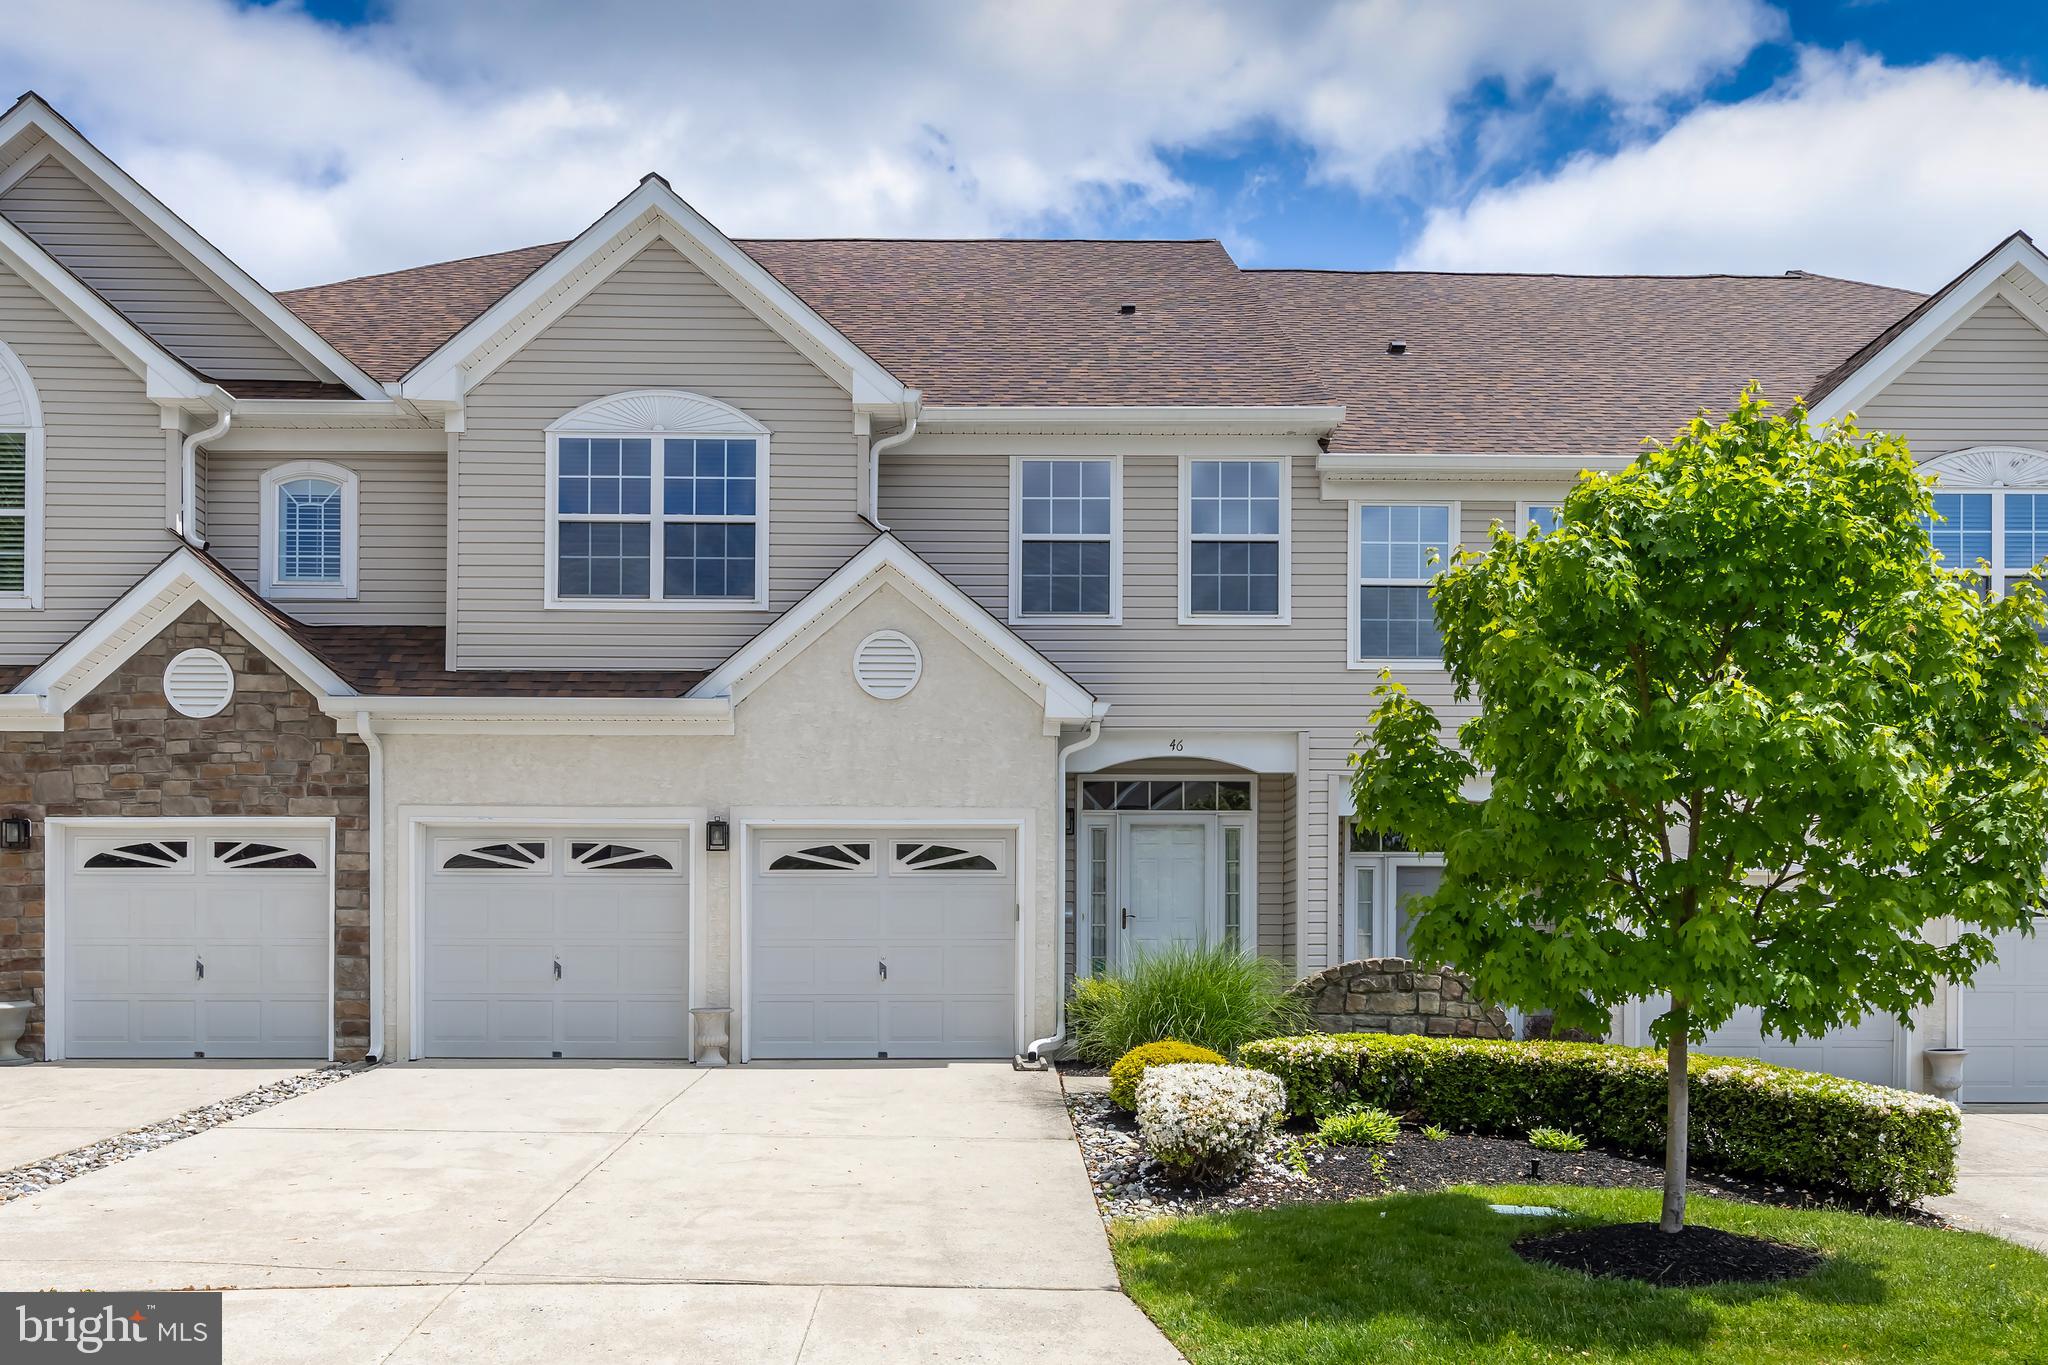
[1318,1105,1402,1145]
[1350,388,2048,1047]
[1527,1126,1586,1153]
[1241,1033,1960,1202]
[1069,943,1311,1065]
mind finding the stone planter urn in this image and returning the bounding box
[0,1000,32,1063]
[1924,1047,1967,1104]
[690,1007,732,1067]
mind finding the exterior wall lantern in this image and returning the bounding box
[0,817,30,851]
[705,819,730,852]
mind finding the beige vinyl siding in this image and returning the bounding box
[456,241,864,668]
[1860,296,2048,456]
[204,450,446,625]
[885,441,1556,973]
[0,156,315,384]
[0,260,173,664]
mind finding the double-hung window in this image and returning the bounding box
[551,430,764,606]
[0,431,28,598]
[1353,502,1453,663]
[1923,489,2048,600]
[259,461,358,600]
[0,340,43,607]
[1182,457,1289,622]
[1012,457,1118,621]
[1521,503,1561,537]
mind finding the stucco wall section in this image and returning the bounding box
[377,583,1059,1060]
[0,603,370,1059]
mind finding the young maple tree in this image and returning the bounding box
[1351,389,2048,1232]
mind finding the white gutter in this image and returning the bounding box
[355,710,384,1063]
[177,398,233,546]
[866,393,921,530]
[1022,710,1106,1065]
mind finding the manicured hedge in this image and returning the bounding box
[1239,1033,1960,1203]
[1109,1039,1228,1111]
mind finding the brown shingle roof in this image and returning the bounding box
[1250,269,1926,454]
[279,237,1326,405]
[303,625,702,697]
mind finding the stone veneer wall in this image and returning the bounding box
[0,603,369,1060]
[1294,957,1512,1039]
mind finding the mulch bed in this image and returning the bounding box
[1062,1080,1939,1227]
[1516,1221,1825,1287]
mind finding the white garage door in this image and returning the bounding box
[750,831,1016,1059]
[63,827,331,1059]
[1962,915,2048,1102]
[1636,996,1901,1086]
[423,832,689,1059]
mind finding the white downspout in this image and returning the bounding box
[1022,711,1105,1065]
[866,393,920,530]
[178,403,232,547]
[354,710,384,1064]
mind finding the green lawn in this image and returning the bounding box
[1111,1186,2048,1364]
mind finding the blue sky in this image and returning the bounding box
[7,2,2048,288]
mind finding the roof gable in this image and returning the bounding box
[398,177,910,409]
[690,535,1097,729]
[1807,232,2048,423]
[0,93,384,399]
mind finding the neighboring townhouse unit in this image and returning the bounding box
[0,93,2040,1100]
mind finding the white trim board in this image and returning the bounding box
[0,97,384,398]
[43,815,338,1062]
[688,534,1098,728]
[10,546,355,720]
[400,177,911,408]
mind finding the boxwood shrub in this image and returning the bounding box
[1238,1033,1960,1203]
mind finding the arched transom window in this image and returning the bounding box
[1919,447,2048,599]
[545,390,770,609]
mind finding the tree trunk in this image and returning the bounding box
[1661,1008,1690,1234]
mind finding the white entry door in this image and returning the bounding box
[1962,916,2048,1102]
[63,826,331,1059]
[1122,819,1208,960]
[750,831,1016,1059]
[422,831,690,1059]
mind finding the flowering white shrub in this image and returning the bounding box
[1136,1062,1287,1184]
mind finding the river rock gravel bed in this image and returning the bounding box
[0,1064,360,1205]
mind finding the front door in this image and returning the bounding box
[1121,819,1208,961]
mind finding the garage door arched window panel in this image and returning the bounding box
[892,841,1004,874]
[437,839,550,872]
[78,838,192,872]
[211,838,321,871]
[546,390,770,610]
[568,840,680,872]
[259,461,359,601]
[763,840,875,874]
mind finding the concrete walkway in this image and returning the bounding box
[0,1060,308,1167]
[0,1060,1182,1364]
[1929,1106,2048,1253]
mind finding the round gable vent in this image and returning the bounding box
[853,630,922,700]
[164,648,235,718]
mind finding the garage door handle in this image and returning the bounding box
[553,958,562,981]
[1121,907,1131,930]
[878,959,887,981]
[195,956,204,981]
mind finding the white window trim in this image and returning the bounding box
[1516,499,1563,537]
[1347,498,1459,671]
[1177,454,1292,625]
[259,460,359,601]
[1007,454,1123,625]
[0,339,44,610]
[542,389,772,612]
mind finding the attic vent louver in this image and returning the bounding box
[164,648,235,718]
[854,630,922,700]
[1387,339,1408,355]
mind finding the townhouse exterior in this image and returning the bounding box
[0,93,2039,1101]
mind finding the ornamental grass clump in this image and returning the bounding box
[1136,1063,1286,1184]
[1108,1039,1227,1112]
[1071,944,1310,1064]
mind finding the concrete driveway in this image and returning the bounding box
[0,1060,308,1167]
[1930,1106,2048,1253]
[0,1061,1181,1364]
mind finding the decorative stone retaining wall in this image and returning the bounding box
[0,603,370,1060]
[1293,957,1512,1039]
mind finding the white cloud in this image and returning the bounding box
[0,0,1776,286]
[1403,51,2048,289]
